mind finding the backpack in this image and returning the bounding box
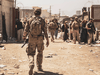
[49,22,57,29]
[30,17,42,36]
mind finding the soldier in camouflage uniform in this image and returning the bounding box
[49,21,58,42]
[23,7,49,75]
[72,17,80,44]
[86,18,95,45]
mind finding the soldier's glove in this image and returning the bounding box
[22,36,26,41]
[46,39,49,47]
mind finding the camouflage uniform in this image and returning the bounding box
[86,20,95,45]
[69,20,74,40]
[72,17,80,44]
[49,22,58,42]
[23,8,48,75]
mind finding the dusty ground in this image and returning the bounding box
[0,39,100,75]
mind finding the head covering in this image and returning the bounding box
[50,22,54,25]
[75,17,78,19]
[33,7,41,15]
[65,21,68,23]
[34,8,41,13]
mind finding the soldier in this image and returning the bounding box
[86,18,95,45]
[69,18,74,40]
[23,7,49,75]
[72,17,80,44]
[49,21,57,42]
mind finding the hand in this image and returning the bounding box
[46,39,49,47]
[15,25,17,28]
[23,37,26,41]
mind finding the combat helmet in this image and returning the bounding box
[33,7,41,15]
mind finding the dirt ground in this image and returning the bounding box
[0,39,100,75]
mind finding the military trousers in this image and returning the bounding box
[69,29,73,40]
[26,35,44,69]
[17,29,23,41]
[50,30,55,42]
[73,30,80,44]
[87,31,94,45]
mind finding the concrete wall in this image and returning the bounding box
[1,0,14,38]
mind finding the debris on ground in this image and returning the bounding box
[92,44,100,47]
[48,53,57,56]
[14,64,20,69]
[0,65,7,68]
[96,41,100,44]
[19,60,22,62]
[79,47,82,48]
[3,69,7,71]
[2,47,6,50]
[45,56,52,58]
[90,50,93,52]
[89,69,94,72]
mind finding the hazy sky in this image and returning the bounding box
[16,0,100,16]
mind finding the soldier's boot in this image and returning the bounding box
[73,38,76,44]
[52,40,54,42]
[51,39,53,42]
[29,65,34,75]
[38,65,43,71]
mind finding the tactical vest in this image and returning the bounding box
[49,22,57,30]
[73,21,80,30]
[30,17,42,37]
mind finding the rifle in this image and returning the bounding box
[21,34,29,48]
[21,38,29,48]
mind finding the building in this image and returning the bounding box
[76,10,81,15]
[90,5,100,30]
[41,9,50,18]
[0,0,15,40]
[19,9,34,18]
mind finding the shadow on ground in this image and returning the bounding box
[34,71,63,75]
[53,41,63,43]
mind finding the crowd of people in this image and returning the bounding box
[47,17,96,45]
[15,16,96,45]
